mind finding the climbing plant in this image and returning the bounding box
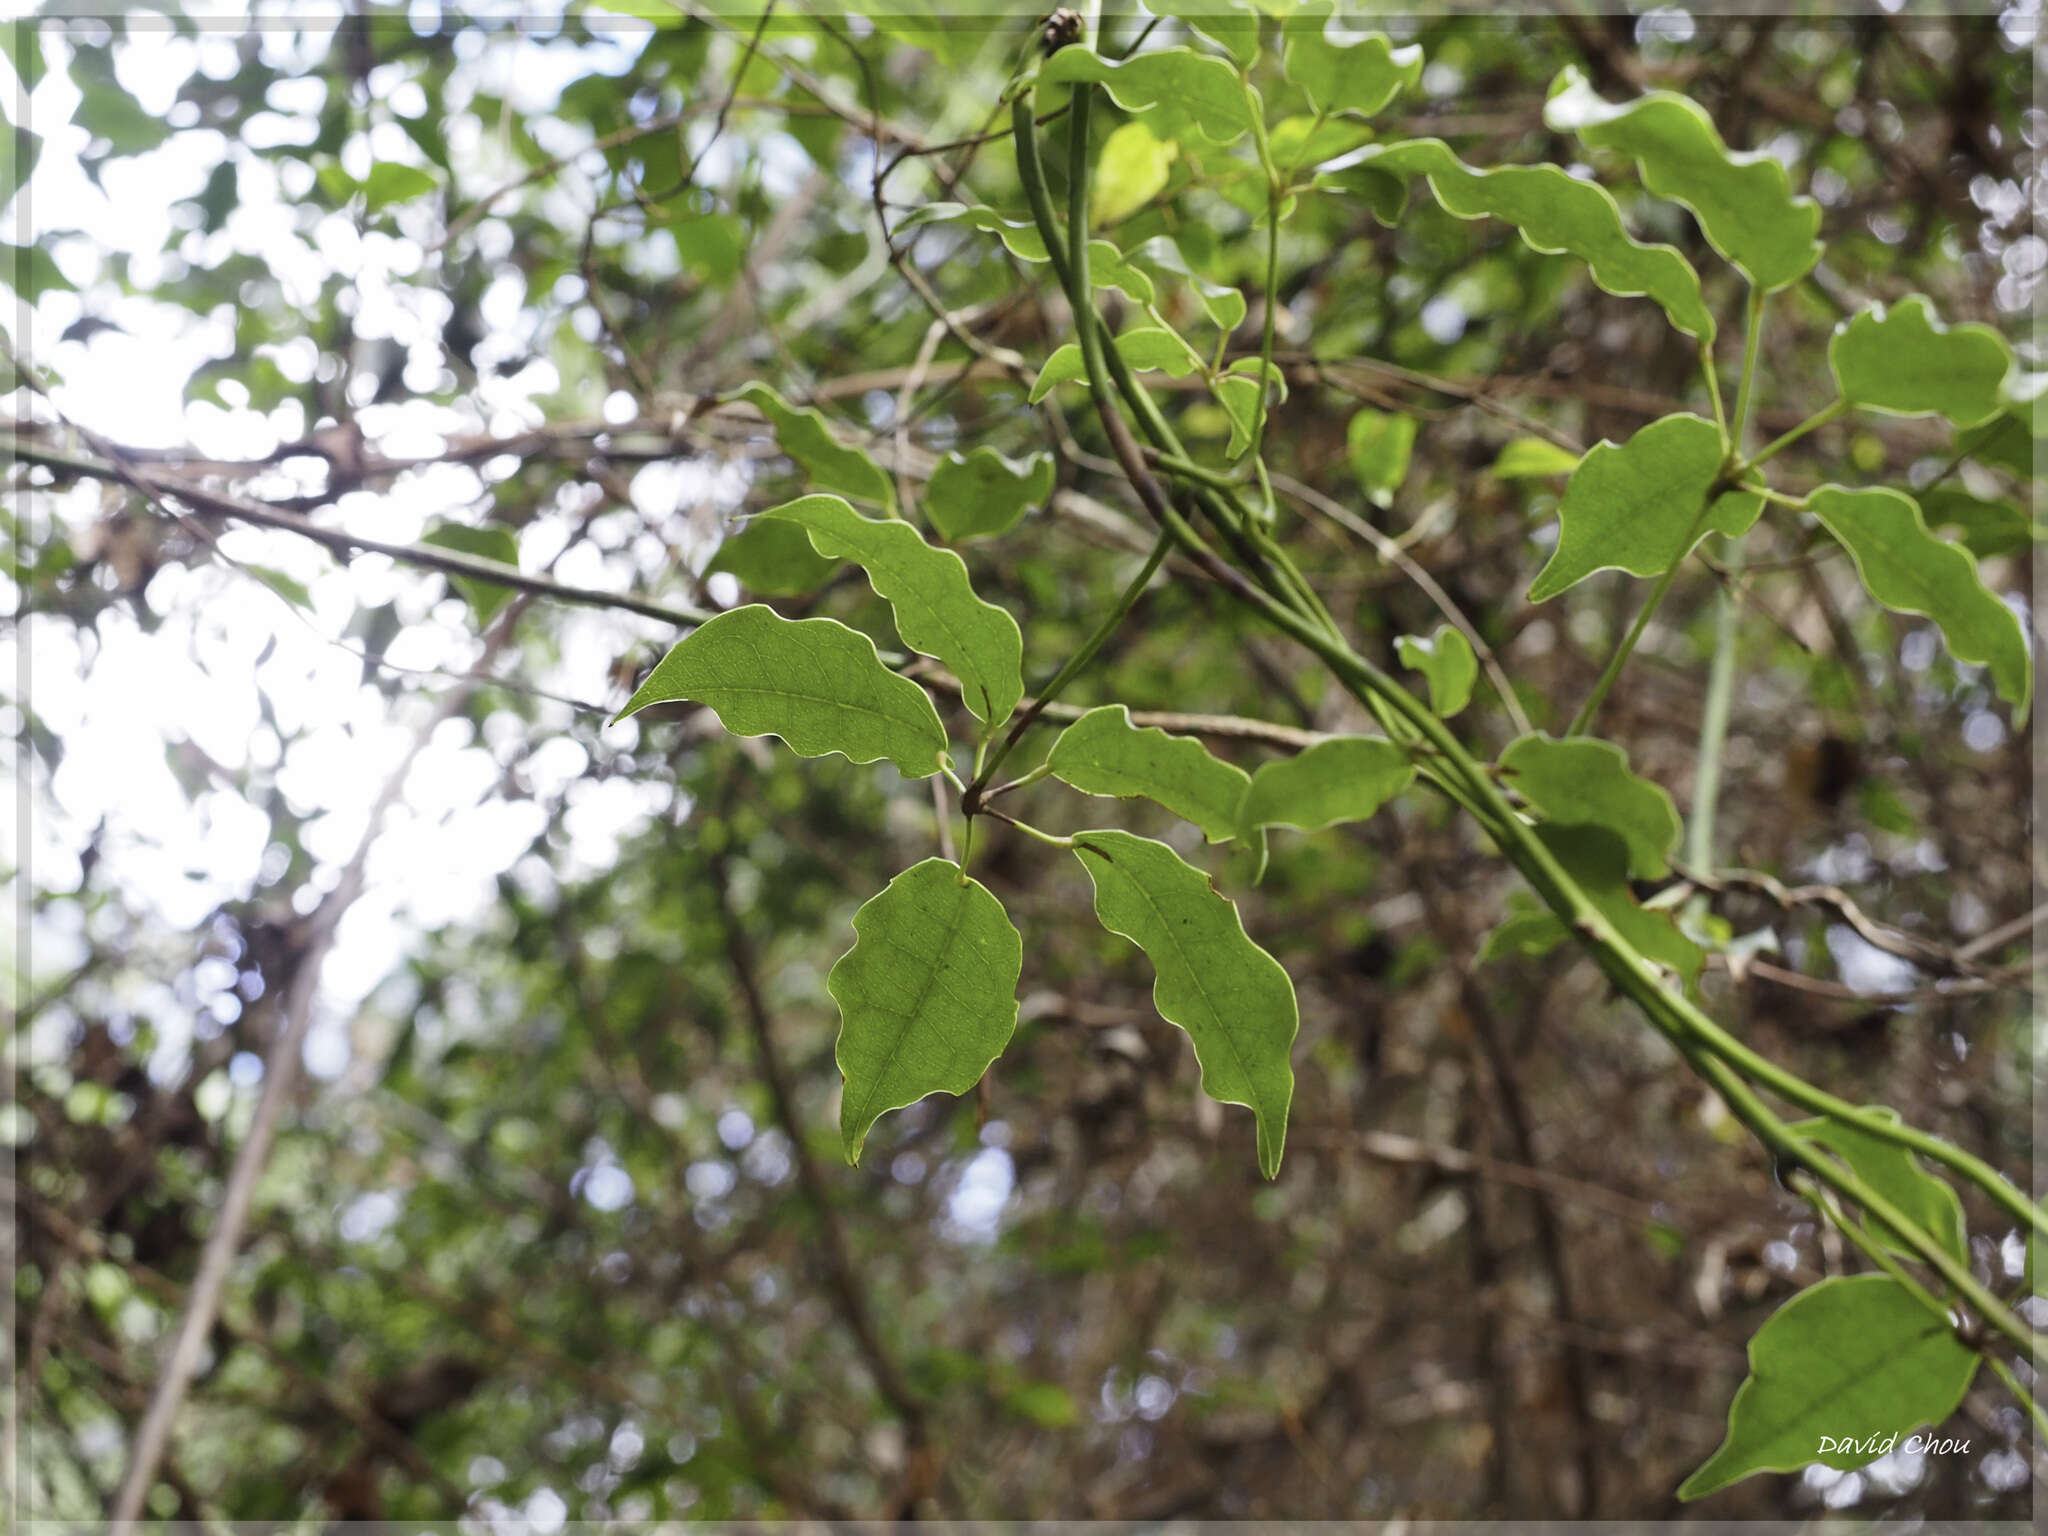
[603,5,2043,1501]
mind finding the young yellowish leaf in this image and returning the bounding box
[1346,408,1416,507]
[1679,1275,1979,1500]
[1093,120,1177,226]
[831,858,1022,1164]
[1048,705,1250,843]
[1071,829,1297,1177]
[762,495,1024,727]
[1807,485,2030,717]
[1491,437,1582,478]
[613,604,947,778]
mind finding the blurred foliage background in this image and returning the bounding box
[4,0,2042,1522]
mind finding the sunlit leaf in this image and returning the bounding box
[1238,735,1413,837]
[1830,296,2012,427]
[925,447,1055,542]
[1038,45,1261,147]
[1353,139,1715,341]
[1071,829,1296,1177]
[1346,408,1415,507]
[1093,120,1178,226]
[1544,66,1821,292]
[1267,114,1375,175]
[1281,6,1423,118]
[1048,704,1250,843]
[831,858,1021,1164]
[1396,626,1477,718]
[763,495,1024,727]
[1492,437,1582,478]
[614,604,947,777]
[734,382,894,509]
[1500,734,1681,880]
[1528,413,1760,603]
[1807,485,2030,716]
[363,161,437,213]
[1678,1275,1978,1500]
[1790,1108,1969,1265]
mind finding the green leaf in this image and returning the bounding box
[363,161,438,213]
[1281,6,1423,118]
[614,605,947,778]
[708,518,840,597]
[1238,735,1414,837]
[1678,1274,1979,1500]
[421,521,521,625]
[1829,295,2012,428]
[1071,829,1296,1177]
[1807,485,2030,717]
[1215,358,1286,459]
[899,203,1156,304]
[1492,437,1583,479]
[1479,897,1569,964]
[1346,408,1416,507]
[762,495,1024,727]
[925,447,1055,542]
[1500,734,1681,880]
[1131,236,1246,332]
[1,124,39,212]
[1544,66,1821,292]
[1142,0,1261,67]
[1528,413,1761,603]
[1268,114,1375,176]
[1093,120,1178,226]
[1789,1108,1968,1265]
[1538,823,1700,987]
[734,382,894,509]
[1047,704,1250,843]
[831,858,1022,1164]
[1030,327,1204,403]
[1396,626,1477,718]
[1353,139,1715,342]
[1916,487,2037,561]
[1037,46,1261,147]
[241,563,313,611]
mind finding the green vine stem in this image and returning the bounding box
[1013,62,2048,1363]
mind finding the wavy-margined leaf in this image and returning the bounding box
[1678,1274,1979,1500]
[1281,5,1422,117]
[1131,235,1246,331]
[614,605,947,777]
[708,519,840,596]
[1789,1108,1968,1265]
[735,382,894,509]
[1829,295,2012,427]
[1541,823,1700,986]
[1071,829,1296,1177]
[1238,735,1413,837]
[1492,437,1582,479]
[762,495,1023,726]
[898,202,1157,303]
[1268,113,1375,175]
[1501,734,1681,879]
[1094,119,1178,226]
[1807,485,2030,716]
[1396,626,1477,718]
[1354,139,1715,341]
[1544,66,1821,292]
[1217,358,1287,458]
[1347,408,1415,507]
[1038,45,1261,147]
[1917,487,2038,560]
[421,521,520,625]
[1031,327,1206,403]
[1528,413,1761,602]
[925,447,1054,542]
[1048,705,1249,842]
[831,858,1022,1164]
[1142,0,1260,66]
